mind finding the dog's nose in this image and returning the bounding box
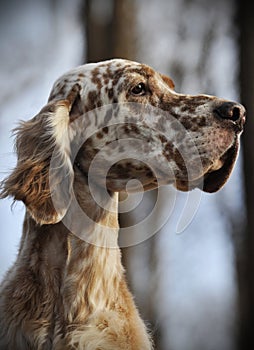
[214,102,246,126]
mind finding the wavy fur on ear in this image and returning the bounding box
[0,99,75,225]
[159,73,175,90]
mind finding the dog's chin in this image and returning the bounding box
[175,140,239,193]
[201,141,239,193]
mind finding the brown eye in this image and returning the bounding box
[131,83,146,96]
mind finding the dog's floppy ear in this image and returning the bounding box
[159,73,175,90]
[0,84,82,225]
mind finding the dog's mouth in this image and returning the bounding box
[174,138,240,193]
[200,140,239,193]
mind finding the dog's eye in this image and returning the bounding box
[131,83,146,96]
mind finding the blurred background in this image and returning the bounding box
[0,0,253,349]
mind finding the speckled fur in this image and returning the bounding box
[0,59,245,349]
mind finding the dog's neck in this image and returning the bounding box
[19,172,123,323]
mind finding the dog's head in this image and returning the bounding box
[1,59,245,225]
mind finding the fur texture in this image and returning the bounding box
[0,59,245,349]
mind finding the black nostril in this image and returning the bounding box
[214,102,246,123]
[232,106,241,121]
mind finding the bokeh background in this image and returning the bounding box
[0,0,253,349]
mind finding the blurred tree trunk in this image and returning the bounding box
[83,0,114,62]
[83,0,136,62]
[237,0,254,348]
[81,1,161,348]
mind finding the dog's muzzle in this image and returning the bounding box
[214,101,246,131]
[202,101,246,192]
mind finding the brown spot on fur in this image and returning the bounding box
[108,88,114,100]
[87,90,97,111]
[159,134,167,143]
[97,100,102,108]
[124,125,130,134]
[131,125,140,134]
[102,73,109,85]
[163,141,174,161]
[91,67,104,90]
[58,84,66,96]
[197,116,207,127]
[112,68,125,86]
[173,148,187,173]
[96,132,103,139]
[146,170,153,178]
[179,117,193,130]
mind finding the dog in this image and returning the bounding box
[0,59,245,349]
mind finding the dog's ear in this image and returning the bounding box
[159,73,175,90]
[0,85,81,225]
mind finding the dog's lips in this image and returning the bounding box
[199,140,239,193]
[174,138,240,193]
[207,158,224,172]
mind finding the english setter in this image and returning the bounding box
[0,59,245,349]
